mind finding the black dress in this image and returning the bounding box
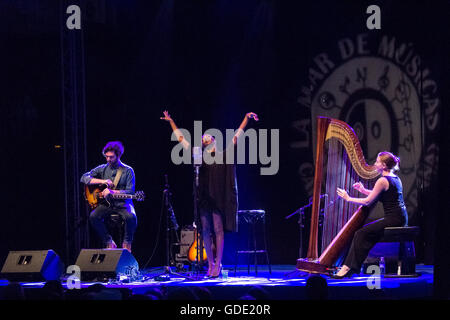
[198,146,239,232]
[343,175,408,272]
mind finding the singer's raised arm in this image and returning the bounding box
[161,110,190,150]
[233,112,259,144]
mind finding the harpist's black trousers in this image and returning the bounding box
[343,212,407,272]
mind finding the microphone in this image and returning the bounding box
[192,146,202,188]
[193,146,202,167]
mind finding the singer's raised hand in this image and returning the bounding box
[162,110,190,150]
[234,112,259,144]
[246,112,259,121]
[160,110,173,122]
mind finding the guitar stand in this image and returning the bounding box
[149,175,194,281]
[187,233,207,281]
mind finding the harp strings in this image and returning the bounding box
[321,139,364,252]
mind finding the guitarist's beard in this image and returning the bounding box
[107,159,121,168]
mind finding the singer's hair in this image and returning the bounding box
[102,141,124,158]
[378,151,400,171]
[202,134,215,144]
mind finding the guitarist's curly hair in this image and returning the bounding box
[102,141,124,158]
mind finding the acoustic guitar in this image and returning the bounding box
[84,184,145,209]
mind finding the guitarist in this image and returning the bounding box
[80,141,137,252]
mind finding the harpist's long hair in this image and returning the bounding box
[102,141,124,158]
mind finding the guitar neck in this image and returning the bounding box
[111,193,136,200]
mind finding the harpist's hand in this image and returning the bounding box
[337,188,349,201]
[353,182,364,193]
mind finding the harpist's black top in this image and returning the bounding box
[378,175,408,225]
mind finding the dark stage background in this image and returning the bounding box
[1,0,449,297]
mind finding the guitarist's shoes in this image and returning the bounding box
[106,240,117,249]
[122,242,132,253]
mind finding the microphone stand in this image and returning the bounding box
[191,163,206,279]
[285,203,311,258]
[283,194,330,279]
[150,175,193,281]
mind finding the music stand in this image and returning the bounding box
[150,175,193,281]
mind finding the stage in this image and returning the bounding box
[0,264,433,301]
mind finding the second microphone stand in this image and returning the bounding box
[151,175,193,281]
[283,194,329,279]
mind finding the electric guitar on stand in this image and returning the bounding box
[84,184,145,209]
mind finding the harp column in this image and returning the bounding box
[307,117,332,259]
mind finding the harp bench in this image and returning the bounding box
[367,226,420,277]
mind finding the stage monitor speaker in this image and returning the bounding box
[0,250,64,282]
[75,249,139,281]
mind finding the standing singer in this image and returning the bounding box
[161,111,258,278]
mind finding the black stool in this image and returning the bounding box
[234,210,271,277]
[105,214,125,247]
[376,226,420,277]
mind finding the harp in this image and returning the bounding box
[296,117,380,274]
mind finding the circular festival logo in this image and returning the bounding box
[294,33,440,220]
